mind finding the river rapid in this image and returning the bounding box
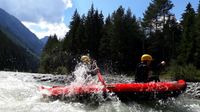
[0,70,200,112]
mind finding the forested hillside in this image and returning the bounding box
[0,30,39,72]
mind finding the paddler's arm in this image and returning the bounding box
[87,60,99,76]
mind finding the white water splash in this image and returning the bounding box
[70,64,91,86]
[66,63,104,96]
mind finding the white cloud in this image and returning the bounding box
[63,0,73,8]
[0,0,72,39]
[22,20,69,39]
[0,0,73,23]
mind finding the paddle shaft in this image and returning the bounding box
[94,61,106,86]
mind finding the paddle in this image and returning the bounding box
[97,69,106,86]
[94,61,106,86]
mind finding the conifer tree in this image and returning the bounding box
[63,9,81,53]
[110,6,125,71]
[109,6,143,72]
[99,15,113,62]
[40,35,64,74]
[84,4,104,58]
[142,0,175,62]
[142,0,173,36]
[178,3,196,65]
[194,1,200,67]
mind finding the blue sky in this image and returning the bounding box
[0,0,199,39]
[65,0,199,25]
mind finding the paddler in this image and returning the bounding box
[80,55,99,76]
[80,55,106,86]
[135,54,165,82]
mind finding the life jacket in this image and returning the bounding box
[135,62,151,82]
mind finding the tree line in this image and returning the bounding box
[39,0,200,77]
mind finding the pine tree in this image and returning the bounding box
[164,17,182,60]
[108,6,143,72]
[142,0,173,35]
[142,0,174,62]
[63,9,81,53]
[99,15,113,62]
[39,35,65,74]
[123,8,143,71]
[84,4,104,58]
[110,6,125,71]
[194,1,200,67]
[178,3,196,65]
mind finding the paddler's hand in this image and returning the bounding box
[94,67,100,73]
[161,61,165,65]
[93,60,100,72]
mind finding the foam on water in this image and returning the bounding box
[1,71,200,112]
[0,71,91,112]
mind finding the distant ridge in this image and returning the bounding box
[40,36,49,45]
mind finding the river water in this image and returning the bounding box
[0,71,200,112]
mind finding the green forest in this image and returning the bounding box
[39,0,200,81]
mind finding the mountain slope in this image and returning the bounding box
[0,8,43,56]
[0,30,39,72]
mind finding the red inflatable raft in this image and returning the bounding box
[39,80,187,100]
